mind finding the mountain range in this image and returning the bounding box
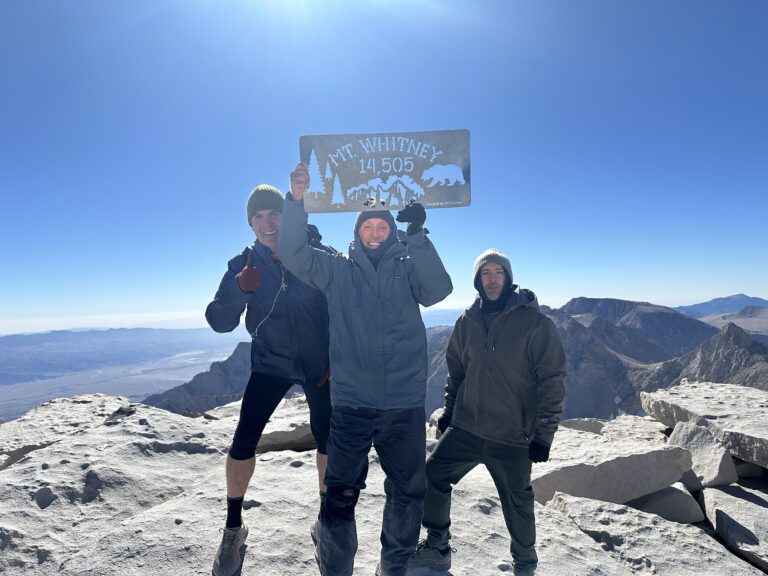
[142,295,768,422]
[3,294,767,423]
[674,293,768,318]
[699,306,768,345]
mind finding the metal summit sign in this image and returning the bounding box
[298,129,471,213]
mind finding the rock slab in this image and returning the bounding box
[641,381,768,468]
[668,420,738,487]
[700,482,768,572]
[532,426,691,504]
[627,482,705,524]
[549,492,764,575]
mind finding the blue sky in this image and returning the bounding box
[1,0,767,335]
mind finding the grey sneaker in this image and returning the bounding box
[407,538,452,570]
[212,522,248,576]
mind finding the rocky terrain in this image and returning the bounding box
[1,381,767,575]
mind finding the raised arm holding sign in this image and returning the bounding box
[290,162,310,201]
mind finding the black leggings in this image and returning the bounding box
[229,371,331,460]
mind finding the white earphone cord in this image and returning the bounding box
[251,262,287,338]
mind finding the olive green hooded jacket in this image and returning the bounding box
[446,287,566,447]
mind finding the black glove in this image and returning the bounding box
[436,409,452,434]
[528,437,551,463]
[396,202,426,235]
[307,224,322,243]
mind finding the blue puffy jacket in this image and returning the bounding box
[278,199,453,409]
[206,239,330,382]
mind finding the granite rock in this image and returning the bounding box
[641,381,768,468]
[700,482,768,572]
[668,420,738,487]
[549,492,763,575]
[626,482,704,524]
[532,427,691,504]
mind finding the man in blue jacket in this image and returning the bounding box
[206,184,334,576]
[279,163,453,576]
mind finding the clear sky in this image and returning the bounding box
[1,0,767,335]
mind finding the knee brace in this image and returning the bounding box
[325,485,359,521]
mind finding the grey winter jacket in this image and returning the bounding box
[205,239,330,382]
[446,288,566,447]
[278,198,453,409]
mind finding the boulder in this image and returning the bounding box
[532,427,691,504]
[205,394,319,453]
[427,407,443,428]
[700,482,768,572]
[641,381,768,468]
[626,482,704,524]
[549,492,764,575]
[254,396,317,453]
[668,421,738,487]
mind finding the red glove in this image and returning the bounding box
[316,369,331,387]
[236,253,263,293]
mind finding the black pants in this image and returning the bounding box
[316,406,426,576]
[423,425,537,570]
[229,371,331,460]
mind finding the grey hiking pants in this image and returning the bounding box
[316,406,426,576]
[423,425,537,571]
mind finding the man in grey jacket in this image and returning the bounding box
[409,248,566,576]
[279,163,453,576]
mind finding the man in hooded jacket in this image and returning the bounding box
[409,248,566,576]
[279,163,453,576]
[206,184,335,576]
